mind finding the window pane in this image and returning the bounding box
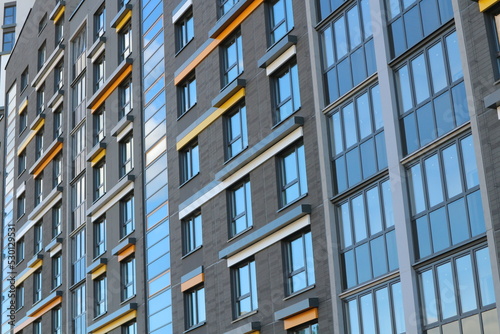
[386,230,399,271]
[346,148,362,186]
[352,194,367,242]
[424,154,444,207]
[417,102,435,147]
[366,186,382,234]
[335,17,348,59]
[404,6,423,48]
[356,92,372,140]
[421,270,438,324]
[347,299,360,334]
[420,0,440,36]
[448,198,469,245]
[416,216,431,258]
[403,113,419,154]
[396,66,413,112]
[344,250,357,288]
[442,144,462,198]
[428,41,447,93]
[323,26,335,68]
[437,262,457,319]
[430,207,450,252]
[445,32,463,82]
[392,282,406,333]
[360,138,376,179]
[475,247,495,307]
[467,190,486,237]
[375,288,393,333]
[355,243,372,283]
[340,202,353,248]
[360,294,375,333]
[455,254,477,313]
[343,103,357,148]
[434,91,454,137]
[409,164,426,214]
[461,136,479,189]
[370,236,387,277]
[382,180,394,228]
[332,112,344,155]
[347,5,361,48]
[411,54,430,104]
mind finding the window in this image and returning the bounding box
[94,5,105,40]
[72,228,86,284]
[38,14,47,33]
[72,124,86,177]
[329,84,386,194]
[19,110,27,134]
[3,31,14,52]
[119,23,132,61]
[180,141,199,183]
[54,62,63,91]
[285,231,315,295]
[419,246,496,333]
[21,67,29,91]
[33,320,41,334]
[225,103,248,160]
[15,284,24,310]
[387,0,453,58]
[185,286,206,329]
[222,31,243,87]
[119,0,130,10]
[52,203,62,237]
[220,0,240,16]
[278,143,308,207]
[119,77,132,118]
[35,176,43,207]
[52,254,62,289]
[37,85,45,115]
[320,0,375,104]
[408,134,485,259]
[291,323,319,334]
[35,128,44,160]
[344,281,406,334]
[33,270,42,303]
[228,179,252,237]
[93,107,105,145]
[178,75,196,116]
[53,108,62,139]
[72,175,86,229]
[119,135,133,177]
[16,239,24,264]
[176,11,194,51]
[120,195,134,238]
[93,160,106,201]
[34,222,43,254]
[397,31,468,155]
[338,179,398,289]
[72,28,86,79]
[94,276,107,317]
[17,194,25,219]
[18,151,26,175]
[94,218,106,258]
[55,16,64,45]
[52,307,62,334]
[4,5,15,25]
[273,61,300,124]
[232,260,258,318]
[94,54,105,92]
[53,153,63,188]
[182,213,202,255]
[38,42,46,70]
[72,75,86,125]
[122,321,136,334]
[269,0,294,45]
[72,284,86,334]
[121,257,136,301]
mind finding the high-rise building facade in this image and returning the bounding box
[1,0,500,333]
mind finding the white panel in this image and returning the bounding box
[172,0,193,23]
[116,122,134,142]
[50,244,63,257]
[266,45,297,76]
[91,182,134,222]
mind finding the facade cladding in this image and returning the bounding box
[1,0,500,333]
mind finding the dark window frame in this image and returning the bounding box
[228,178,253,237]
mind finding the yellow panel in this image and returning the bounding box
[18,99,28,115]
[176,88,245,150]
[28,296,62,318]
[15,260,42,287]
[181,273,205,292]
[90,64,132,111]
[90,148,106,167]
[53,6,65,24]
[479,0,500,11]
[17,119,45,156]
[118,245,136,262]
[32,142,63,177]
[91,264,107,280]
[115,11,132,33]
[174,0,264,85]
[93,310,137,334]
[283,308,318,330]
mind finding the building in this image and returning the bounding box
[1,0,500,334]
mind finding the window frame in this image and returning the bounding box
[93,107,105,145]
[182,212,203,255]
[177,75,197,117]
[16,284,24,310]
[224,103,248,161]
[180,140,199,184]
[232,259,258,319]
[33,270,42,303]
[121,256,136,301]
[175,10,194,52]
[3,5,15,25]
[94,275,107,317]
[38,42,46,71]
[35,175,43,207]
[17,194,25,219]
[2,30,14,52]
[34,222,43,254]
[94,5,106,41]
[284,230,316,295]
[52,202,62,238]
[268,0,294,46]
[72,228,86,284]
[94,54,105,93]
[119,77,132,119]
[119,23,132,62]
[93,160,106,201]
[278,142,308,208]
[52,253,62,289]
[52,306,62,334]
[94,218,106,258]
[120,195,135,238]
[221,30,244,88]
[228,178,253,237]
[53,153,63,188]
[185,286,206,329]
[119,135,134,177]
[272,60,301,124]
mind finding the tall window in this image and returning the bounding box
[232,260,258,318]
[278,143,308,207]
[72,284,86,334]
[52,254,62,289]
[178,76,196,116]
[119,77,132,118]
[329,84,386,194]
[220,0,240,16]
[38,42,46,70]
[35,128,44,160]
[17,194,25,219]
[55,15,64,45]
[21,67,28,91]
[33,270,42,303]
[35,176,43,207]
[122,321,136,334]
[72,124,86,177]
[52,307,62,334]
[344,281,406,334]
[19,110,27,135]
[94,276,107,317]
[119,135,133,177]
[387,0,453,58]
[320,0,375,104]
[121,257,136,301]
[18,150,26,175]
[33,320,42,334]
[185,287,206,329]
[3,5,15,25]
[273,61,300,124]
[419,246,496,333]
[52,203,62,237]
[225,103,248,160]
[53,153,63,188]
[72,228,86,284]
[93,160,106,201]
[54,62,64,91]
[16,239,24,264]
[72,28,86,79]
[2,31,14,52]
[180,141,199,183]
[396,31,468,155]
[338,179,398,289]
[94,218,106,258]
[119,23,132,61]
[120,195,134,238]
[222,31,243,87]
[72,75,86,125]
[93,107,105,145]
[176,10,194,52]
[15,284,24,310]
[34,222,43,254]
[269,0,294,45]
[182,213,202,255]
[53,108,62,138]
[38,14,47,33]
[285,231,315,295]
[229,179,252,237]
[94,54,105,92]
[36,85,45,115]
[72,175,86,229]
[94,5,105,40]
[408,134,485,259]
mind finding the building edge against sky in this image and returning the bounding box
[1,0,500,333]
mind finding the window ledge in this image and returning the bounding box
[223,322,261,334]
[28,186,63,222]
[87,303,137,333]
[30,112,45,131]
[231,310,258,324]
[274,297,319,321]
[111,115,134,137]
[44,237,63,253]
[172,0,193,23]
[227,226,253,243]
[86,174,135,218]
[31,44,65,91]
[49,1,66,21]
[110,3,133,30]
[112,237,136,256]
[86,257,107,275]
[208,0,253,38]
[87,36,106,61]
[283,285,316,301]
[86,142,106,163]
[179,172,199,188]
[257,35,297,69]
[48,89,64,110]
[212,79,246,108]
[184,321,206,333]
[277,193,308,213]
[181,245,202,259]
[29,137,63,177]
[1,23,16,29]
